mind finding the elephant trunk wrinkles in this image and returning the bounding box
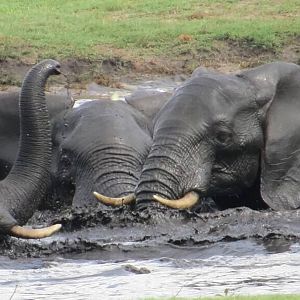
[136,131,211,207]
[136,148,183,205]
[72,144,146,206]
[0,60,60,228]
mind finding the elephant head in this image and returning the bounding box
[135,62,300,211]
[0,59,62,238]
[55,100,152,207]
[51,90,171,208]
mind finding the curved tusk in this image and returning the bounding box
[9,224,62,239]
[153,191,200,209]
[93,192,136,206]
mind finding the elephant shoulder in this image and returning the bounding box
[45,93,74,118]
[237,61,300,89]
[0,91,73,119]
[191,66,221,78]
[0,92,19,116]
[125,89,172,120]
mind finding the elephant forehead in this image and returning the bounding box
[158,91,239,125]
[67,115,146,140]
[59,103,151,154]
[159,75,255,120]
[176,73,254,102]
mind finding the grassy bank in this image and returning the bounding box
[0,1,299,86]
[0,0,299,61]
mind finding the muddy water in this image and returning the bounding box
[1,240,300,299]
[2,78,300,299]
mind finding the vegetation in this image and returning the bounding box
[0,0,299,61]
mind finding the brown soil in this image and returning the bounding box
[0,38,299,90]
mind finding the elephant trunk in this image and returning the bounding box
[136,146,183,207]
[0,59,61,234]
[73,145,145,207]
[136,132,211,209]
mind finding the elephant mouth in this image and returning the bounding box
[152,190,200,209]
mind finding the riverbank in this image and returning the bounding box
[0,1,299,88]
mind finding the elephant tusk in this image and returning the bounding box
[93,191,136,206]
[9,224,62,239]
[153,191,200,209]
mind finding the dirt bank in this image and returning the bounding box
[1,38,299,90]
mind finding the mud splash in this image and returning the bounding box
[2,206,300,258]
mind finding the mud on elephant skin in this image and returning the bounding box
[50,89,171,208]
[0,59,64,239]
[136,62,300,211]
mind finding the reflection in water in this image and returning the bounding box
[1,240,300,299]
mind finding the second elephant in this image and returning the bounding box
[51,90,171,207]
[136,62,300,211]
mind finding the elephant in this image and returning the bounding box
[135,62,300,211]
[0,72,171,210]
[0,59,63,238]
[50,89,171,208]
[0,91,73,180]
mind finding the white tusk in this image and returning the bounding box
[9,224,62,239]
[153,191,199,209]
[93,191,135,206]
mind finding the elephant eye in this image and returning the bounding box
[215,129,233,145]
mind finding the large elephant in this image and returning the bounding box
[0,92,73,180]
[0,59,62,238]
[135,62,300,211]
[51,90,171,208]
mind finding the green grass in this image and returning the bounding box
[0,0,299,61]
[146,295,300,300]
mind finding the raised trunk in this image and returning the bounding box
[0,60,60,231]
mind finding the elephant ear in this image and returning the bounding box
[253,63,300,210]
[125,89,172,120]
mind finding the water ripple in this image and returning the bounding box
[1,240,300,299]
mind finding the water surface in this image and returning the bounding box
[1,240,300,299]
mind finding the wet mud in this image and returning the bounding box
[2,202,300,259]
[1,77,300,262]
[2,71,300,298]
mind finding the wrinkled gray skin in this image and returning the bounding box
[0,92,73,181]
[136,62,300,211]
[0,59,60,233]
[51,90,171,207]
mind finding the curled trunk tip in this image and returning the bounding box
[9,223,62,239]
[153,191,200,209]
[93,191,135,206]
